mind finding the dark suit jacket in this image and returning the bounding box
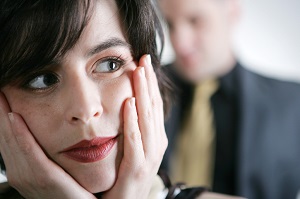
[162,62,300,199]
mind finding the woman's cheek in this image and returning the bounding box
[101,69,134,110]
[8,96,56,136]
[14,99,65,156]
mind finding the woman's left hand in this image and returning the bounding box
[102,54,168,199]
[0,93,97,199]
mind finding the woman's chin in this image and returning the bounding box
[57,138,123,193]
[74,163,118,193]
[84,173,117,193]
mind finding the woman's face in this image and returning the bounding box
[1,0,135,193]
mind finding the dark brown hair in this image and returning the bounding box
[0,0,171,113]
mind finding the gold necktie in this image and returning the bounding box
[171,79,219,188]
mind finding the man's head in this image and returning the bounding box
[160,0,240,83]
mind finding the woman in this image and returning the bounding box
[0,0,171,198]
[0,0,235,198]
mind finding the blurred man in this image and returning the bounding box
[159,0,300,199]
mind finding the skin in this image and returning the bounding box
[0,0,167,198]
[160,0,240,83]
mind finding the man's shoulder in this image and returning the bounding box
[243,65,298,84]
[235,64,300,110]
[237,64,300,95]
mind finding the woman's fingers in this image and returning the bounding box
[132,65,155,156]
[141,55,162,103]
[7,113,53,174]
[4,112,53,197]
[141,55,165,141]
[103,55,168,199]
[102,97,151,199]
[0,93,17,164]
[122,97,144,170]
[135,55,167,161]
[3,112,96,199]
[0,94,45,195]
[0,93,96,199]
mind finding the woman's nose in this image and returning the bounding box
[64,77,102,125]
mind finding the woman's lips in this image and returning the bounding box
[61,136,118,163]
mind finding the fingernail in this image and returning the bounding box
[8,112,14,123]
[146,54,152,66]
[130,97,136,107]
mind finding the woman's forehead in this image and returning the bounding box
[72,0,127,56]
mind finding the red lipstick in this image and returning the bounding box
[61,136,118,163]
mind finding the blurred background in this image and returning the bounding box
[160,0,300,82]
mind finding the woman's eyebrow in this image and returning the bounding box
[86,37,131,58]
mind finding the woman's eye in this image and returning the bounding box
[27,73,59,89]
[94,59,123,73]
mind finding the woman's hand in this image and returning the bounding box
[0,93,97,199]
[102,54,168,199]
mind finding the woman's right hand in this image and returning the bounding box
[102,54,168,199]
[0,92,97,199]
